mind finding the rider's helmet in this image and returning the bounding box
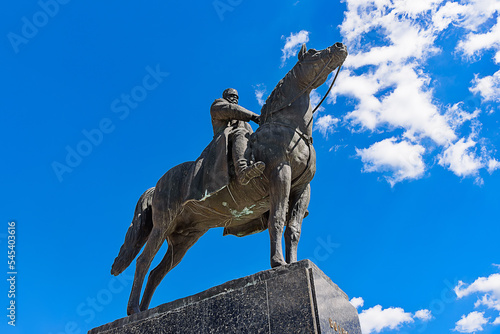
[223,88,239,104]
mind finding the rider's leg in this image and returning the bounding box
[232,128,265,185]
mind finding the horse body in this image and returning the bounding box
[112,42,347,315]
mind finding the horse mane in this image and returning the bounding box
[261,67,296,118]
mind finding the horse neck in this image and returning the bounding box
[263,91,313,137]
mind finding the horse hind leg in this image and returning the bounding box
[285,184,310,264]
[127,226,166,315]
[140,229,207,311]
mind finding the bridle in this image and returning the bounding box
[255,49,344,184]
[261,50,344,122]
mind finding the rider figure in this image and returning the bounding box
[210,88,265,185]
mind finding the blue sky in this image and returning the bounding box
[1,0,500,333]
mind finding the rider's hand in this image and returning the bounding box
[252,115,260,124]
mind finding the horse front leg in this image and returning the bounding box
[285,183,310,264]
[268,163,292,268]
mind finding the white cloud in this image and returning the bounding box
[454,311,489,333]
[356,137,426,186]
[457,21,500,58]
[337,64,456,146]
[487,159,500,174]
[415,309,433,321]
[353,296,433,333]
[340,0,442,65]
[470,70,500,103]
[455,0,500,32]
[314,115,339,138]
[438,138,483,177]
[454,271,500,331]
[455,272,500,301]
[281,30,309,67]
[392,0,444,18]
[338,1,456,146]
[432,1,468,32]
[453,0,500,111]
[254,84,267,106]
[455,0,500,58]
[350,296,364,309]
[358,305,414,334]
[337,0,499,185]
[444,103,480,131]
[475,295,500,311]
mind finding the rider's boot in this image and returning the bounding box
[236,159,265,185]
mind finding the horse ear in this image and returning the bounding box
[298,43,307,61]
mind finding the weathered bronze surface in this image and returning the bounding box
[110,42,348,315]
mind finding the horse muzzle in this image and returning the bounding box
[329,42,348,65]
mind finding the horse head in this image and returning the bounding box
[261,42,347,122]
[294,42,348,91]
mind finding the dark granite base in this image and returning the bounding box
[89,260,361,334]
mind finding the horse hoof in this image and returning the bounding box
[270,258,287,268]
[127,305,141,316]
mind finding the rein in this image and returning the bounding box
[255,50,344,187]
[259,62,343,142]
[311,64,342,114]
[262,54,338,120]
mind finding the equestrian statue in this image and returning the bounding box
[110,42,348,315]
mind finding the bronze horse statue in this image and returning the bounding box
[111,42,348,315]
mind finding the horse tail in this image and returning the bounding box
[111,187,155,276]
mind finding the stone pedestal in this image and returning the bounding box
[89,260,361,334]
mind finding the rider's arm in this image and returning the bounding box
[211,99,260,123]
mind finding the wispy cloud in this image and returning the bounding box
[314,115,339,138]
[455,0,500,59]
[470,70,500,103]
[414,309,433,322]
[281,30,309,67]
[487,159,500,174]
[254,84,267,106]
[310,89,325,113]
